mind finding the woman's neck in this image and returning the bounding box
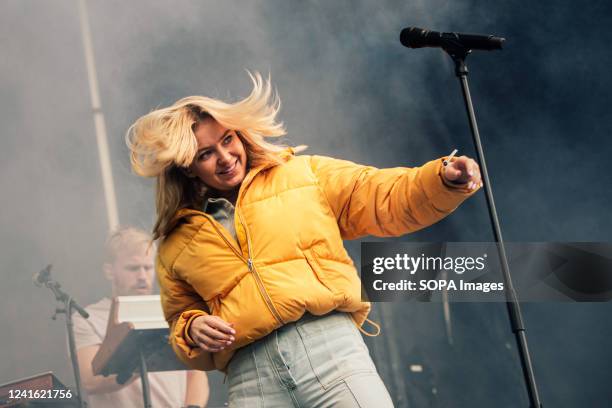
[209,186,240,206]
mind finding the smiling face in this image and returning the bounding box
[189,118,248,197]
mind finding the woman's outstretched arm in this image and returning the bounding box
[309,154,480,239]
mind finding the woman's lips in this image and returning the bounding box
[217,160,238,176]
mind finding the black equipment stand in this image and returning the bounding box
[138,350,152,408]
[442,42,543,407]
[36,265,89,408]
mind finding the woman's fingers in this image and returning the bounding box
[444,156,469,182]
[192,331,230,351]
[192,315,235,337]
[190,315,236,352]
[464,158,482,190]
[444,165,463,180]
[207,316,236,336]
[445,156,482,189]
[200,324,235,343]
[455,156,474,177]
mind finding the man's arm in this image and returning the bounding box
[77,344,138,395]
[183,370,209,407]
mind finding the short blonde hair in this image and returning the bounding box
[126,72,296,241]
[105,226,155,263]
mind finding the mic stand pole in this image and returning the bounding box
[443,45,543,408]
[43,275,89,408]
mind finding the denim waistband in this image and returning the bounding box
[232,310,349,362]
[293,310,346,325]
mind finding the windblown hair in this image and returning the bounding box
[105,226,155,263]
[126,72,298,241]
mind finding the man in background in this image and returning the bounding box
[72,226,209,407]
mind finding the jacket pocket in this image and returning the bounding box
[304,249,330,290]
[295,312,377,389]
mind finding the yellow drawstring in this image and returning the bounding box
[354,317,381,337]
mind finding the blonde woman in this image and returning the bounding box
[127,72,482,407]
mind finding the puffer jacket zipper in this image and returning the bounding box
[233,164,286,326]
[197,209,285,326]
[203,213,245,261]
[236,209,285,325]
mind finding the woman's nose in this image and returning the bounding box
[217,147,232,164]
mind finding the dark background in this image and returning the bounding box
[1,0,610,406]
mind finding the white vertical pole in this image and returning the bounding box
[77,0,119,231]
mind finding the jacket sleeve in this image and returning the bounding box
[157,256,215,371]
[309,154,478,240]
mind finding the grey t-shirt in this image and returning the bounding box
[72,298,187,408]
[203,197,237,241]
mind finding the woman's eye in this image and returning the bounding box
[223,134,233,145]
[198,151,211,160]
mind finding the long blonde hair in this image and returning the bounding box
[126,72,296,240]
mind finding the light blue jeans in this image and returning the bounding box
[227,311,394,407]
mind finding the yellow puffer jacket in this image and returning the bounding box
[157,151,477,372]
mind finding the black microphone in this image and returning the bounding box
[400,27,504,51]
[33,264,90,318]
[33,264,52,287]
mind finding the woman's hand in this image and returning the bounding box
[442,155,483,191]
[189,315,236,352]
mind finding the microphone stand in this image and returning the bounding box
[441,44,543,407]
[37,265,89,408]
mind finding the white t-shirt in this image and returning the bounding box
[72,298,187,408]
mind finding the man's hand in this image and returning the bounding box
[77,345,138,394]
[189,315,235,352]
[442,155,483,190]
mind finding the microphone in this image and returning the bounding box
[400,27,504,51]
[33,264,52,287]
[33,264,90,318]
